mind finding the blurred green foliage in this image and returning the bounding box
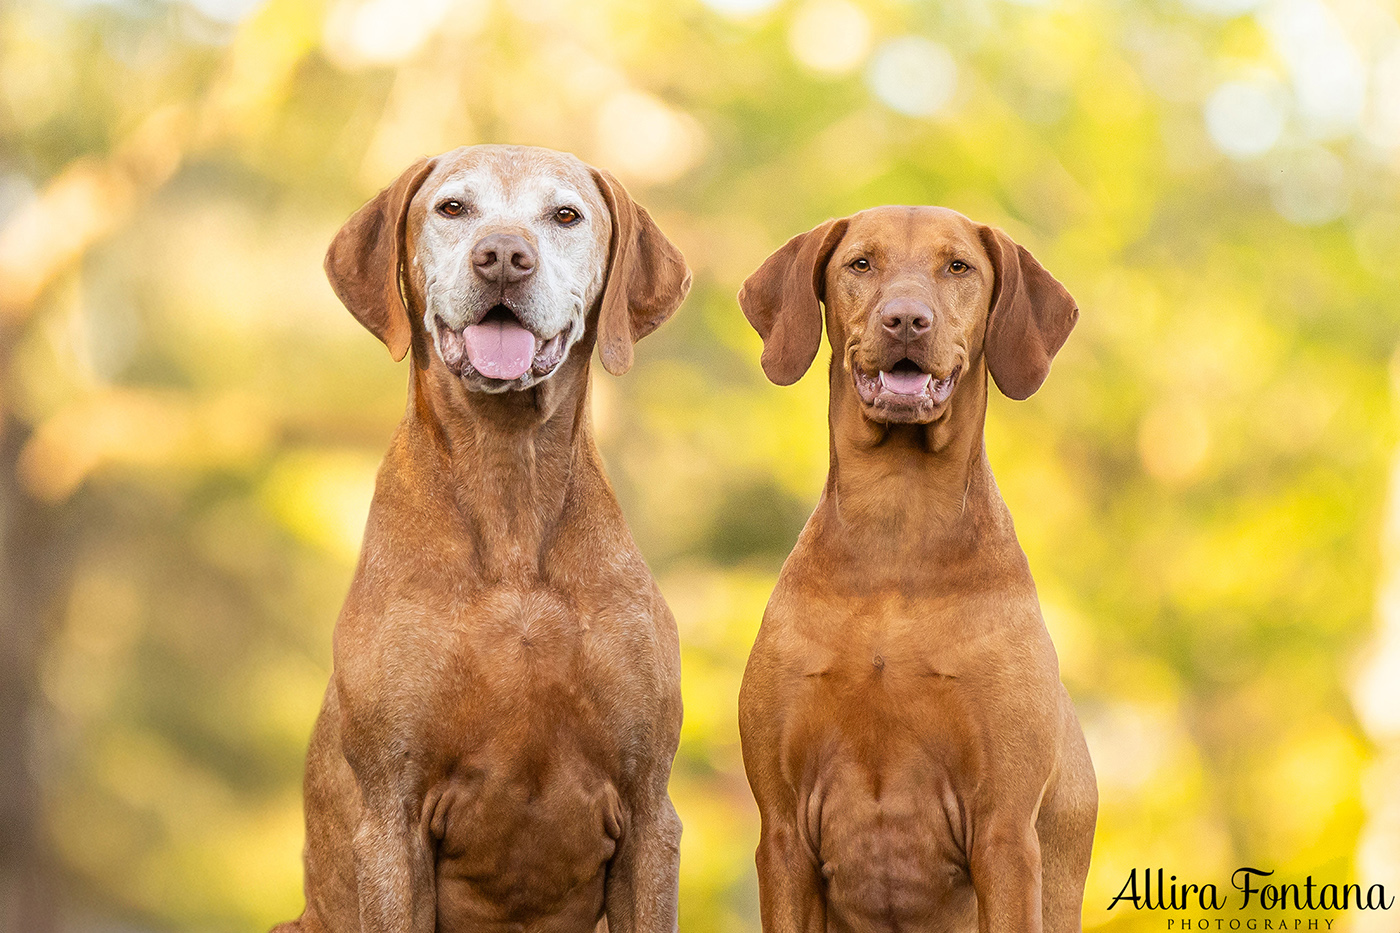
[1,0,1398,931]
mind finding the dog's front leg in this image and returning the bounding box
[350,784,436,933]
[754,819,825,933]
[969,819,1044,933]
[604,792,682,933]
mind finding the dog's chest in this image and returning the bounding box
[768,595,1056,780]
[346,578,670,926]
[760,603,1054,929]
[376,580,668,765]
[787,601,983,699]
[775,616,983,929]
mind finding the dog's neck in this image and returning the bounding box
[405,346,596,580]
[814,356,1013,578]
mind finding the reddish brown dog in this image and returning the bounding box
[273,146,689,933]
[736,207,1097,933]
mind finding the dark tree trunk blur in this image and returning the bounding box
[0,412,63,933]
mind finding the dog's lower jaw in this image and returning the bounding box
[869,395,940,424]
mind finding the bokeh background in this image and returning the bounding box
[2,0,1399,930]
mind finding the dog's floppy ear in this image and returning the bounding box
[590,168,692,376]
[737,218,849,386]
[325,157,437,362]
[977,225,1079,400]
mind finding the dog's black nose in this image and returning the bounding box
[879,298,933,340]
[472,233,537,284]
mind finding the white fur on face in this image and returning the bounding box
[409,147,612,392]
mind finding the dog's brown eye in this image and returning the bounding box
[851,258,871,272]
[437,200,465,217]
[554,207,581,226]
[949,260,970,274]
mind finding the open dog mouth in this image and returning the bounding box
[854,359,961,407]
[435,305,569,387]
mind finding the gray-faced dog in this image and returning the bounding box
[273,145,690,933]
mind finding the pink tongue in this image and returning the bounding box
[881,370,931,396]
[463,318,536,380]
